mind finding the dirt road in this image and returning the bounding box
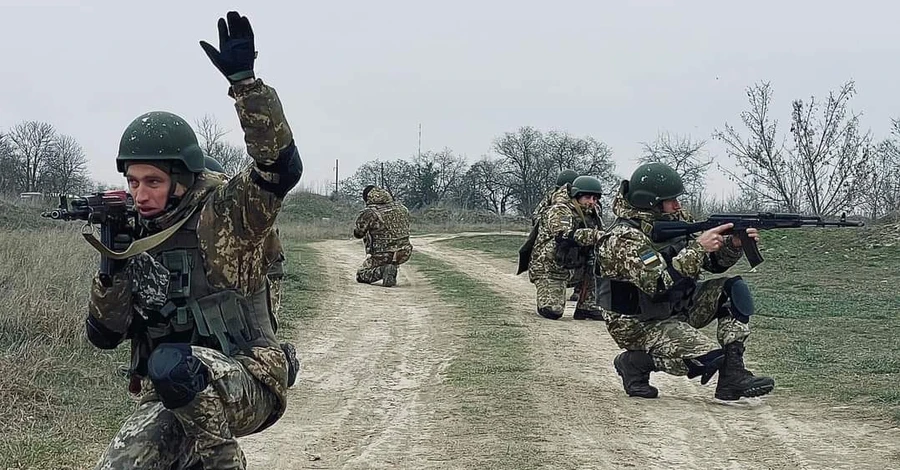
[239,234,900,469]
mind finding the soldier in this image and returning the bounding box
[204,156,286,321]
[532,169,579,226]
[86,11,301,469]
[595,162,775,400]
[353,184,412,287]
[528,176,606,320]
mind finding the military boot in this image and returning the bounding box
[383,264,398,287]
[613,350,659,398]
[714,342,775,400]
[568,291,579,302]
[281,342,300,388]
[537,307,563,320]
[573,308,605,321]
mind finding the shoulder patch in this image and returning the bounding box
[639,249,662,268]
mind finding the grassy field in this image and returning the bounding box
[408,253,547,469]
[0,215,323,469]
[437,227,900,423]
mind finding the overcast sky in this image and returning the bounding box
[2,0,898,198]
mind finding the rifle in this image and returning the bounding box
[650,212,864,268]
[42,190,137,287]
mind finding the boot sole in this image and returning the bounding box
[715,382,775,401]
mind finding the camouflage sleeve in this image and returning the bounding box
[572,227,602,246]
[214,79,302,246]
[597,226,706,297]
[87,271,133,335]
[353,209,375,239]
[544,204,575,236]
[704,235,743,272]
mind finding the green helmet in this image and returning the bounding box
[116,111,205,174]
[204,156,226,173]
[555,169,579,188]
[626,162,684,209]
[569,175,604,198]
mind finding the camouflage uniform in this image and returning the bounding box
[528,185,604,319]
[531,187,556,226]
[88,78,301,470]
[264,228,286,321]
[595,185,749,376]
[353,187,412,286]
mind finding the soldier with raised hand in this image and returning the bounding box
[353,184,412,287]
[528,175,606,320]
[595,162,775,401]
[87,11,301,469]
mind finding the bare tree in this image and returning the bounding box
[494,126,551,215]
[789,81,872,217]
[40,134,91,194]
[859,118,900,219]
[340,158,414,204]
[463,157,512,214]
[194,115,250,175]
[640,132,712,214]
[0,132,15,195]
[7,121,56,192]
[713,82,802,212]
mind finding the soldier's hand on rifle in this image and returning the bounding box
[729,228,760,248]
[697,223,733,252]
[200,11,257,84]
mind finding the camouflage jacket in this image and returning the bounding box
[595,182,743,318]
[530,185,604,270]
[531,186,559,226]
[87,78,300,419]
[353,187,411,253]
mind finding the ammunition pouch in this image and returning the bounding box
[554,233,591,269]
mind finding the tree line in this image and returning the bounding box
[5,80,900,220]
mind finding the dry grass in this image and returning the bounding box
[0,226,134,469]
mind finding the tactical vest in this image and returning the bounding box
[554,204,602,269]
[369,202,410,252]
[596,218,698,321]
[129,210,279,379]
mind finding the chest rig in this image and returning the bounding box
[129,209,278,382]
[554,204,602,269]
[596,218,698,321]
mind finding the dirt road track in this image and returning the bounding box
[240,234,900,470]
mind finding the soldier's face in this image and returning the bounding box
[577,194,599,207]
[661,198,682,213]
[125,164,178,218]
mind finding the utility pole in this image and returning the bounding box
[380,161,385,187]
[418,123,422,159]
[333,159,339,196]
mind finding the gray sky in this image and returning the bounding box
[2,0,898,198]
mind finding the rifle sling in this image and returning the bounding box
[81,207,198,260]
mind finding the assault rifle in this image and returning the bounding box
[650,212,864,268]
[42,190,137,286]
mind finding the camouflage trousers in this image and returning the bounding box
[356,246,412,284]
[529,261,595,316]
[94,346,278,470]
[604,277,751,376]
[268,276,283,322]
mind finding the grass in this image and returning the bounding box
[439,227,900,423]
[408,252,547,469]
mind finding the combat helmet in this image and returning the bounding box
[625,162,684,209]
[116,111,205,188]
[555,169,579,188]
[204,156,226,173]
[569,175,604,198]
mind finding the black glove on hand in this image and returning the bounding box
[199,11,257,83]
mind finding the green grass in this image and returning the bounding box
[408,252,547,469]
[441,228,900,422]
[274,229,324,329]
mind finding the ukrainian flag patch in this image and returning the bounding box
[640,249,661,267]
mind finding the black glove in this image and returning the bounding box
[199,11,257,83]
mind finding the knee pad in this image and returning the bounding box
[722,277,755,323]
[148,343,209,410]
